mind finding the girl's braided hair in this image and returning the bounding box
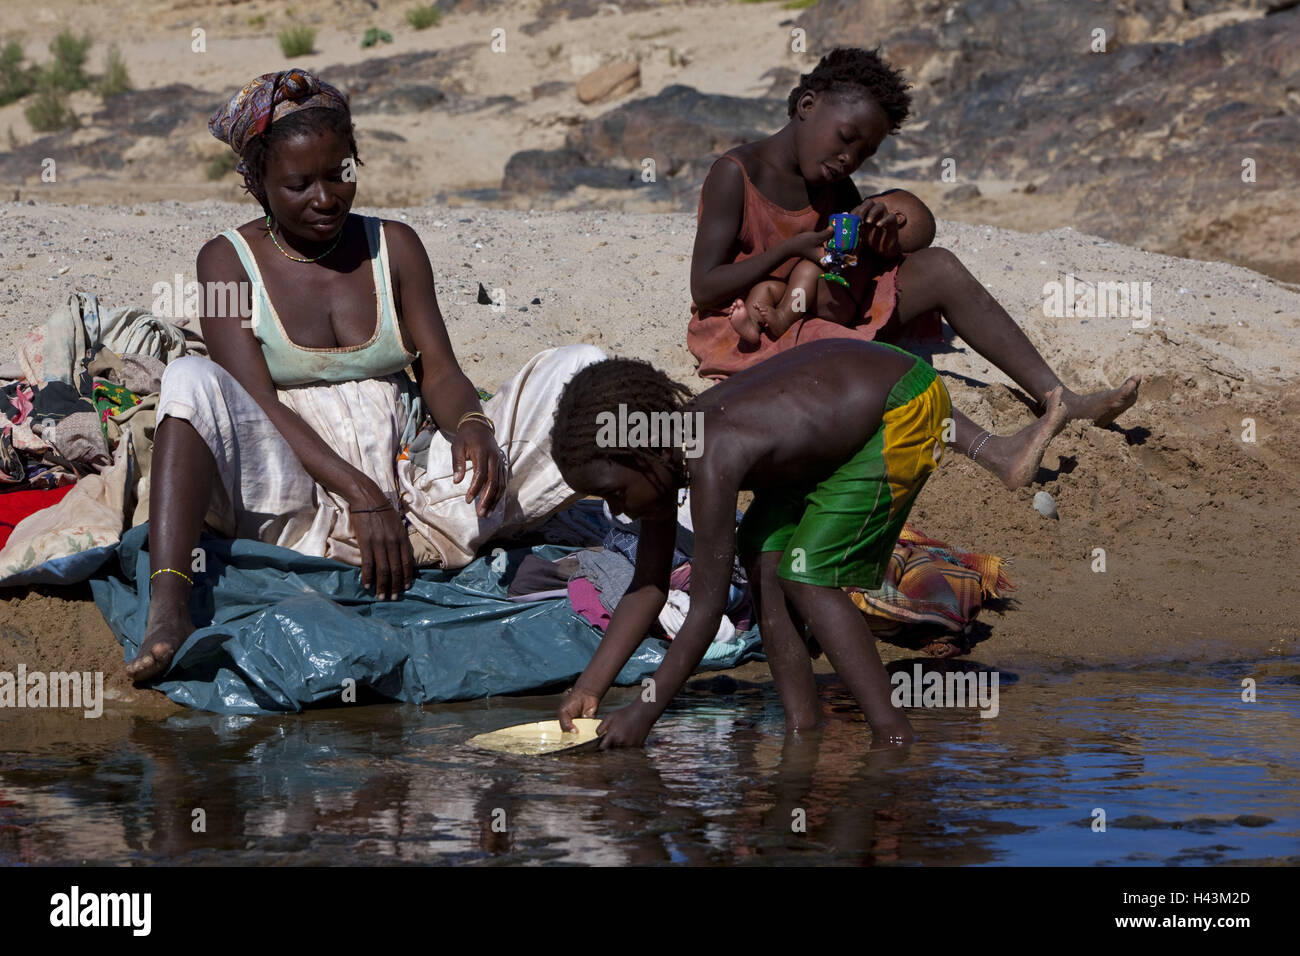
[239,107,362,216]
[552,357,694,480]
[787,47,913,133]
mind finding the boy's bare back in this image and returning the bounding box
[685,339,919,496]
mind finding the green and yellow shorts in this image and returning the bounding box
[737,350,951,590]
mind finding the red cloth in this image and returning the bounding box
[567,577,611,632]
[686,153,942,381]
[0,484,75,550]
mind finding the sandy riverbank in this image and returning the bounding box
[1,198,1298,713]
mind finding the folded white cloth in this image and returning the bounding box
[658,588,737,645]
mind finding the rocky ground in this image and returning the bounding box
[1,0,1295,280]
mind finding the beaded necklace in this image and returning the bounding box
[266,214,344,262]
[677,444,691,507]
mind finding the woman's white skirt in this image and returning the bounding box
[156,345,605,569]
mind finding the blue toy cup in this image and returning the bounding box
[826,212,861,253]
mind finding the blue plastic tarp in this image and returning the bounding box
[90,524,763,714]
[0,545,117,587]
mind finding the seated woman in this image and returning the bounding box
[688,48,1140,490]
[128,70,602,682]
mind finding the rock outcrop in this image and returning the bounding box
[500,84,788,205]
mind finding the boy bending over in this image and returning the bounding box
[552,339,973,749]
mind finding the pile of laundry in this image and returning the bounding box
[507,497,754,665]
[519,497,1012,660]
[0,291,205,583]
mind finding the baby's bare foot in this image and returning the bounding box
[753,300,780,334]
[1062,375,1141,427]
[727,298,763,346]
[977,386,1069,490]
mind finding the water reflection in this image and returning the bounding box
[1,663,1296,865]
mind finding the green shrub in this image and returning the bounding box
[24,87,78,132]
[278,26,316,58]
[406,5,441,30]
[205,151,239,181]
[46,30,93,92]
[361,27,393,49]
[98,45,131,99]
[0,41,38,107]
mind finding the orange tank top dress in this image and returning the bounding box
[686,153,919,381]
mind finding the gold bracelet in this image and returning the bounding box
[456,411,495,433]
[150,568,195,586]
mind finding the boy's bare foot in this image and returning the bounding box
[727,298,764,346]
[1061,375,1141,427]
[869,719,916,749]
[784,705,825,734]
[976,386,1069,490]
[126,595,194,683]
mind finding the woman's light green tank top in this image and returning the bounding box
[221,215,417,387]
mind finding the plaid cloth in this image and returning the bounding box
[847,524,1012,654]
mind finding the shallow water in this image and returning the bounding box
[2,660,1297,865]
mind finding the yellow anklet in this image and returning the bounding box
[150,568,195,586]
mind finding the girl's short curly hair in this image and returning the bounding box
[787,47,913,133]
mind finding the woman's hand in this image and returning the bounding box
[451,420,507,517]
[348,482,414,601]
[558,685,602,732]
[850,199,907,260]
[783,227,835,265]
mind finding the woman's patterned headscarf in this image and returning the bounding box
[208,69,349,176]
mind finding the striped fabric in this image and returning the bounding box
[847,524,1013,655]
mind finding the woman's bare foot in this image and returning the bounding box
[972,386,1069,490]
[727,298,763,346]
[125,580,195,682]
[126,610,193,682]
[1060,375,1141,427]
